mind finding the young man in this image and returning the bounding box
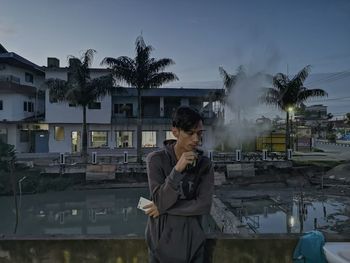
[144,106,214,263]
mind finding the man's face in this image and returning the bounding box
[172,120,204,151]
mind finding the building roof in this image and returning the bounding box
[0,52,45,75]
[44,66,110,73]
[0,44,8,53]
[114,87,224,98]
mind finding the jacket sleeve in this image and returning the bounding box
[147,152,185,213]
[166,162,214,216]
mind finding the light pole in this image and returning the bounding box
[18,176,27,211]
[288,107,294,150]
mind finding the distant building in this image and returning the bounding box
[0,44,46,152]
[294,104,328,138]
[45,57,224,154]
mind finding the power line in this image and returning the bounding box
[310,96,350,102]
[306,70,350,85]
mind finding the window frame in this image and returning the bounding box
[115,130,133,148]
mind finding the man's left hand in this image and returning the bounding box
[143,202,160,218]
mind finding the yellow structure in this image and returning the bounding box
[256,132,286,152]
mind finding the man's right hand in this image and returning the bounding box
[175,151,197,173]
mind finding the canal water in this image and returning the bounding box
[0,188,218,236]
[230,194,350,234]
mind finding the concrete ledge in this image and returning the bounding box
[0,234,349,263]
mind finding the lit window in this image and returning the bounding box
[165,131,177,140]
[54,126,64,141]
[142,131,157,148]
[90,131,108,148]
[116,131,133,148]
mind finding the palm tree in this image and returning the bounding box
[261,65,328,152]
[102,36,178,163]
[47,49,114,162]
[219,65,247,121]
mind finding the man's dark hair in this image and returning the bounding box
[172,106,203,131]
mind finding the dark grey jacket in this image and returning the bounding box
[145,140,214,263]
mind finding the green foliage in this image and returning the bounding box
[0,141,16,171]
[326,133,336,143]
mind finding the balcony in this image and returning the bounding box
[0,74,20,84]
[0,75,36,95]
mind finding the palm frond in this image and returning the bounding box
[298,88,328,101]
[46,78,69,102]
[147,72,179,88]
[290,65,311,87]
[88,74,114,98]
[82,49,96,68]
[273,73,289,90]
[219,67,235,91]
[149,58,175,73]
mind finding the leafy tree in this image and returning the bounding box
[47,49,113,162]
[102,36,178,163]
[261,65,327,152]
[0,141,18,233]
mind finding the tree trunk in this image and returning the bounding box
[82,106,88,163]
[137,88,143,164]
[10,160,18,234]
[285,111,290,157]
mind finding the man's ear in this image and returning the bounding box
[172,127,179,138]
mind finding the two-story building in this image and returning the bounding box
[0,44,47,153]
[44,57,224,155]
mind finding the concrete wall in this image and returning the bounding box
[1,235,348,263]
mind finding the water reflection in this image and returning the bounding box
[0,188,217,236]
[230,193,350,234]
[0,189,147,235]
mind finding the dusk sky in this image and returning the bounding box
[1,0,350,118]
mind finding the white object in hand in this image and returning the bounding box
[137,197,153,211]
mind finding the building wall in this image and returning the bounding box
[49,124,82,153]
[0,94,37,121]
